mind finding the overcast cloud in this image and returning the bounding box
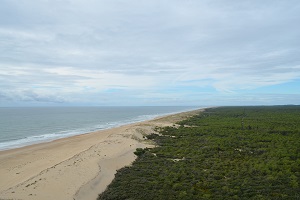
[0,0,299,106]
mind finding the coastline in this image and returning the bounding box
[0,107,199,151]
[0,108,203,200]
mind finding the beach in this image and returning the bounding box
[0,109,202,200]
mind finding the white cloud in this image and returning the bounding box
[0,0,300,105]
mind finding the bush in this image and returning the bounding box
[99,106,300,200]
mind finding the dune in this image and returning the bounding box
[0,109,202,200]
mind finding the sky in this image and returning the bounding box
[0,0,299,106]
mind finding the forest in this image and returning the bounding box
[98,106,300,200]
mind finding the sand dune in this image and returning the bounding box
[0,109,202,200]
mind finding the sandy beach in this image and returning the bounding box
[0,109,202,200]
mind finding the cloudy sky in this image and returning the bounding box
[0,0,299,106]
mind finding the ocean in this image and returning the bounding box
[0,106,199,151]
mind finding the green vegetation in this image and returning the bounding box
[98,106,300,200]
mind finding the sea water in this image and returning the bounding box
[0,106,199,150]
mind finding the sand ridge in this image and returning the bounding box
[0,109,202,200]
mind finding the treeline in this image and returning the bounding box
[98,106,300,200]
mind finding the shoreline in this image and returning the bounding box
[0,108,203,200]
[0,107,200,152]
